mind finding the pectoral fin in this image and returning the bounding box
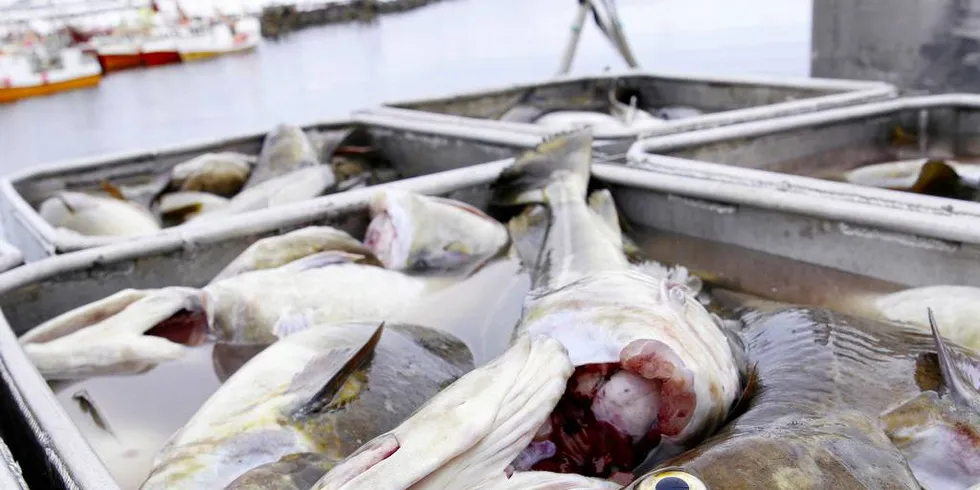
[290,323,384,418]
[100,180,128,201]
[278,250,378,273]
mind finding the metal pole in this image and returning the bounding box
[555,0,592,76]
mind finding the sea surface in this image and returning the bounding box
[0,0,811,173]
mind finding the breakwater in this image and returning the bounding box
[260,0,445,38]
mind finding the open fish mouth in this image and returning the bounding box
[510,338,696,483]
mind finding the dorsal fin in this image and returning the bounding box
[928,308,980,411]
[291,322,384,418]
[100,180,128,201]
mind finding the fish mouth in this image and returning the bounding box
[144,287,213,347]
[509,338,696,484]
[364,191,412,269]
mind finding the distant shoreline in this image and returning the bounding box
[259,0,449,39]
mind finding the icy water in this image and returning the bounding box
[0,0,811,172]
[52,223,909,490]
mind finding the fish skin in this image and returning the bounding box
[203,255,439,344]
[20,287,209,380]
[490,128,740,448]
[629,306,980,490]
[224,453,337,490]
[168,152,255,197]
[155,191,230,225]
[843,158,980,193]
[140,322,473,490]
[310,334,616,490]
[210,226,380,283]
[246,124,326,189]
[187,165,336,223]
[38,191,161,237]
[364,189,510,272]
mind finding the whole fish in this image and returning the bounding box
[168,152,255,197]
[311,334,618,490]
[627,305,980,490]
[140,322,474,490]
[20,287,209,380]
[534,111,632,132]
[211,226,380,283]
[246,123,327,189]
[203,250,454,344]
[488,128,740,481]
[364,189,510,271]
[188,165,336,223]
[38,191,161,237]
[154,191,230,226]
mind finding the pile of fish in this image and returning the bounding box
[18,128,980,490]
[497,81,704,133]
[36,124,401,238]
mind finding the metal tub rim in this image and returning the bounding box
[6,157,980,490]
[627,93,980,155]
[369,69,898,140]
[1,114,546,256]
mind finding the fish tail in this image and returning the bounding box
[490,127,594,207]
[506,205,552,269]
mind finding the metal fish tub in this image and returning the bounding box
[358,71,897,150]
[0,115,567,262]
[3,155,980,490]
[627,93,980,217]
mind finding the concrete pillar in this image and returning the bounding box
[812,0,980,93]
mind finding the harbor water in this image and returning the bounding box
[0,0,811,172]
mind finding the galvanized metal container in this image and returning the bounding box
[360,71,898,149]
[0,437,27,490]
[0,115,559,262]
[627,93,980,214]
[3,155,980,490]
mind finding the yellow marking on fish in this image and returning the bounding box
[890,126,918,146]
[443,241,470,254]
[328,372,367,410]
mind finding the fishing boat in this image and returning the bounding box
[177,17,261,62]
[0,46,103,104]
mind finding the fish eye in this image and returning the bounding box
[636,470,707,490]
[666,283,687,307]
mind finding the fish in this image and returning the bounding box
[245,123,329,189]
[203,250,454,344]
[168,152,255,197]
[20,287,210,380]
[140,321,474,490]
[842,158,980,200]
[364,189,510,271]
[210,226,380,283]
[857,285,980,353]
[154,191,230,226]
[72,389,117,438]
[533,110,633,132]
[608,85,660,127]
[38,190,161,237]
[627,305,980,490]
[488,128,740,481]
[310,334,618,490]
[187,165,337,223]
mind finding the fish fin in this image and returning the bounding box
[490,127,594,206]
[100,180,128,201]
[506,205,552,275]
[928,308,980,410]
[310,434,400,490]
[56,194,76,214]
[587,189,622,235]
[891,126,918,146]
[278,250,378,273]
[272,310,316,339]
[632,261,703,296]
[290,323,384,418]
[161,202,204,223]
[727,362,758,423]
[910,159,965,198]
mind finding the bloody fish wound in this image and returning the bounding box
[145,309,210,346]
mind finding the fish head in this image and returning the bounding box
[364,189,509,271]
[310,334,580,489]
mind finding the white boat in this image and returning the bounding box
[0,45,103,104]
[177,17,261,62]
